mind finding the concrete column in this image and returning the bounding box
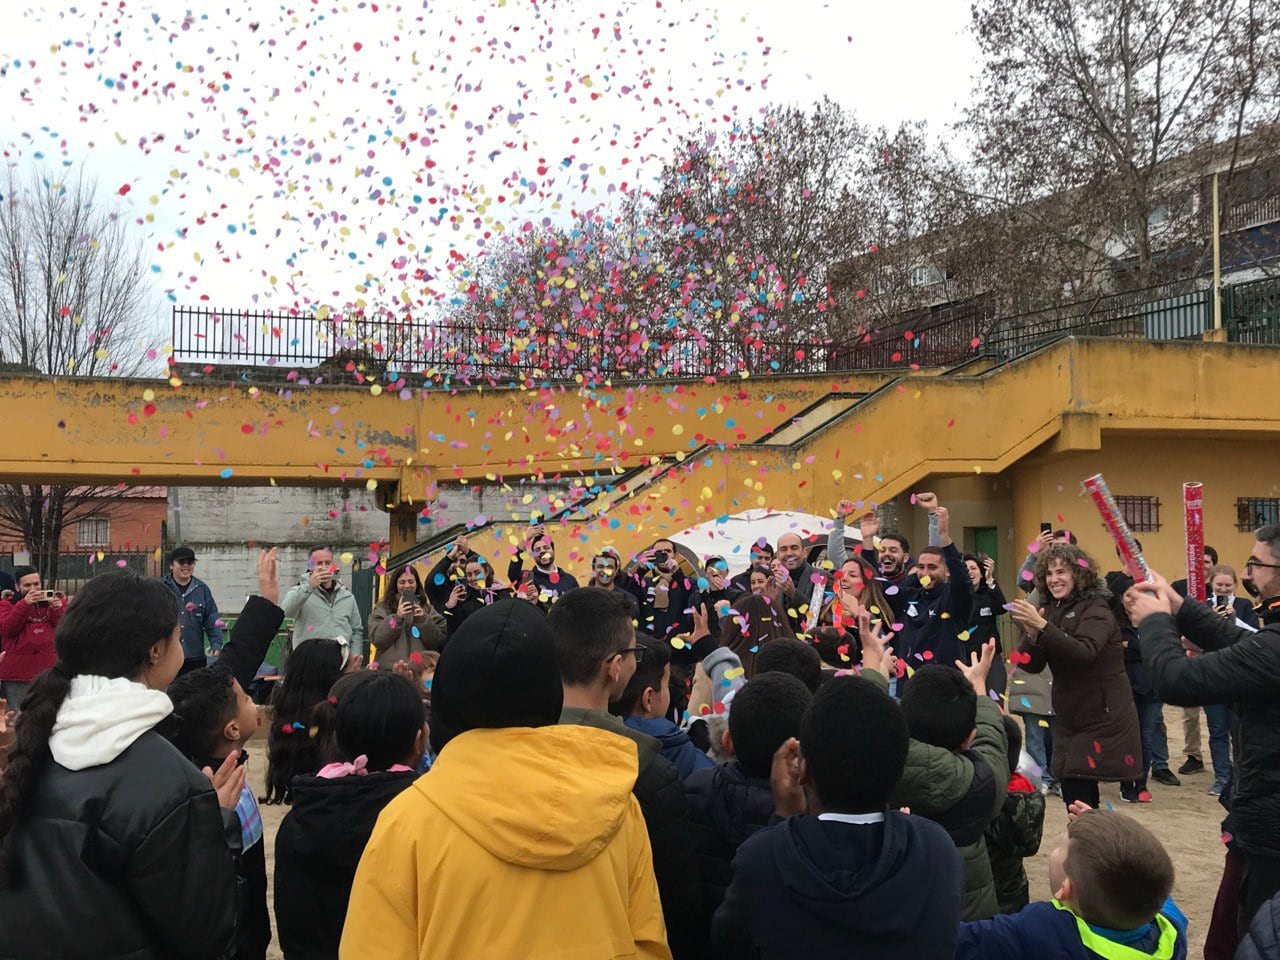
[388,507,419,558]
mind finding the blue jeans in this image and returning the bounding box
[1204,703,1234,787]
[1132,692,1170,783]
[1022,714,1055,786]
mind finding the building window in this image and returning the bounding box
[76,519,111,547]
[1115,495,1161,533]
[1236,498,1280,532]
[909,263,945,288]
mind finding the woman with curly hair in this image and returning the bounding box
[1008,543,1141,810]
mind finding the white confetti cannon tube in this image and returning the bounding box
[1083,474,1152,582]
[1184,482,1206,602]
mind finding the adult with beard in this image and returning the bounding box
[507,528,580,609]
[893,494,974,671]
[1126,524,1280,936]
[283,546,365,658]
[622,539,700,642]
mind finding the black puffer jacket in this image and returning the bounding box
[275,770,417,960]
[685,760,775,923]
[0,730,240,959]
[1139,596,1280,860]
[1238,890,1280,960]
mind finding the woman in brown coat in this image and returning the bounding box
[1009,543,1141,810]
[367,565,447,668]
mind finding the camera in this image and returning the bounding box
[652,549,669,567]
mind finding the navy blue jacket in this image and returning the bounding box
[712,811,963,960]
[895,543,974,668]
[957,898,1188,960]
[163,573,224,660]
[623,716,714,779]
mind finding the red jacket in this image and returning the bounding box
[0,598,65,682]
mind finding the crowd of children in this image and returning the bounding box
[0,521,1277,960]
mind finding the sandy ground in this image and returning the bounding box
[250,705,1228,959]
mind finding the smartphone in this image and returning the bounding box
[398,591,415,610]
[1213,594,1230,609]
[1040,522,1053,535]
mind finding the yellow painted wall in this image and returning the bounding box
[1012,437,1280,586]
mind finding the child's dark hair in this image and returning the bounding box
[810,625,858,669]
[166,665,238,761]
[0,571,179,886]
[336,672,425,770]
[1067,810,1175,929]
[754,637,822,692]
[610,633,670,717]
[800,675,908,813]
[729,673,812,778]
[1002,714,1022,778]
[900,665,977,752]
[263,638,345,804]
[310,672,377,766]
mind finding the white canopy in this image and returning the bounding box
[668,508,862,570]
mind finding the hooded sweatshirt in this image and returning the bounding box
[341,725,670,960]
[275,769,417,960]
[712,810,964,960]
[685,760,776,923]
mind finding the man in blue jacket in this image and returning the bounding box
[163,545,224,677]
[894,493,973,670]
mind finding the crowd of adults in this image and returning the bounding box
[0,493,1277,960]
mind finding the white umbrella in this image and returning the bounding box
[669,508,862,571]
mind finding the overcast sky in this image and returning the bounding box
[2,0,978,323]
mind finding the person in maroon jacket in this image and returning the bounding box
[0,566,65,707]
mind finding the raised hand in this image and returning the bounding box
[935,506,952,546]
[769,737,806,819]
[257,547,280,606]
[836,499,857,519]
[858,608,896,678]
[203,751,247,810]
[858,511,881,541]
[955,639,996,696]
[687,602,711,642]
[914,491,938,513]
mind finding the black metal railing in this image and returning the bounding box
[170,275,1280,384]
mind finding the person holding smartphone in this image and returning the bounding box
[0,566,65,708]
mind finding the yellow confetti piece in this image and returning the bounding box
[670,637,686,650]
[142,389,155,402]
[340,552,354,565]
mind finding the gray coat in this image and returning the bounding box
[282,579,365,656]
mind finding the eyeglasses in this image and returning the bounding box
[175,559,196,566]
[1245,558,1280,571]
[613,645,646,664]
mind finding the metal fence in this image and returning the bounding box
[171,275,1280,384]
[0,548,162,592]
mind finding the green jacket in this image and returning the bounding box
[985,784,1047,914]
[863,668,1010,921]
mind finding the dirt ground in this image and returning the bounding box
[250,705,1229,959]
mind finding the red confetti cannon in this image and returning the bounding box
[1184,482,1206,602]
[1083,474,1152,582]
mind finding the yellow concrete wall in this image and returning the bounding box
[1012,437,1280,586]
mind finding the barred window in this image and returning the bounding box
[76,519,111,547]
[1115,495,1161,533]
[1236,498,1280,532]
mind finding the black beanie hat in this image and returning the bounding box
[429,599,564,754]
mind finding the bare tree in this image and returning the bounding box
[964,0,1280,288]
[0,169,162,585]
